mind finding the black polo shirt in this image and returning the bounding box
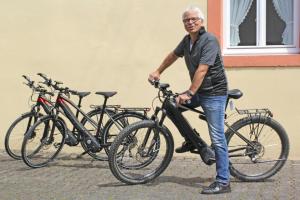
[174,27,228,96]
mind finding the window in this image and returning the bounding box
[223,0,300,55]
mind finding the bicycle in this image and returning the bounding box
[21,74,149,168]
[5,75,55,160]
[108,80,289,184]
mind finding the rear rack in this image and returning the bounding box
[90,104,121,110]
[90,104,150,115]
[117,107,151,112]
[236,108,273,118]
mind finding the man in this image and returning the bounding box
[148,6,231,194]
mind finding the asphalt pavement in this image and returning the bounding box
[0,150,299,200]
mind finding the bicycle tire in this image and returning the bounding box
[102,111,148,156]
[80,108,116,161]
[225,116,289,181]
[5,112,42,160]
[21,115,66,168]
[108,120,174,185]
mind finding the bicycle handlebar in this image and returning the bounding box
[149,79,192,105]
[36,73,89,98]
[149,79,173,98]
[22,75,54,96]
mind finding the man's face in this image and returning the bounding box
[182,10,202,34]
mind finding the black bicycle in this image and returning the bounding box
[5,75,55,160]
[21,74,149,168]
[108,80,289,184]
[5,75,116,160]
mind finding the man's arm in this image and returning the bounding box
[149,51,178,80]
[188,64,209,94]
[177,64,209,105]
[156,51,179,73]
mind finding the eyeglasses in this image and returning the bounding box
[182,17,200,24]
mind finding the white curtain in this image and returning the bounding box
[230,0,254,46]
[272,0,294,45]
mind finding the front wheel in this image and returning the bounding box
[21,116,65,168]
[108,120,174,185]
[5,112,41,160]
[102,111,148,156]
[226,116,289,181]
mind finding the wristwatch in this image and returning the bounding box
[186,90,194,98]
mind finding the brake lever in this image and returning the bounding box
[22,75,31,82]
[37,73,48,80]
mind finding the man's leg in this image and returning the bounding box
[200,95,231,194]
[175,94,202,153]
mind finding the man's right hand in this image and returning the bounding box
[148,70,160,82]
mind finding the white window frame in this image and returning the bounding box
[223,0,300,55]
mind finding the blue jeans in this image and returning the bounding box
[184,94,230,184]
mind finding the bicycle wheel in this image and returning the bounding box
[102,111,148,156]
[108,120,174,184]
[80,108,116,161]
[5,112,41,160]
[21,115,65,168]
[225,116,289,181]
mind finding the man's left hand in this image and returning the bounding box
[176,93,192,105]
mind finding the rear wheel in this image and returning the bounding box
[80,108,116,161]
[226,116,289,181]
[21,116,65,168]
[108,120,174,184]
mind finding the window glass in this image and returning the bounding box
[238,0,256,46]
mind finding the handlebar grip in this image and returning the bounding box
[148,79,160,88]
[54,80,63,85]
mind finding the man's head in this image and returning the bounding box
[182,6,204,34]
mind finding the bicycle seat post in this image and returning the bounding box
[95,96,109,137]
[75,96,83,118]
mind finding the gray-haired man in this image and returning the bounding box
[149,6,231,194]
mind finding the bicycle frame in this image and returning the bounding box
[53,93,100,138]
[150,98,209,154]
[144,87,256,158]
[36,93,90,135]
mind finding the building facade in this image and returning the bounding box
[0,0,299,159]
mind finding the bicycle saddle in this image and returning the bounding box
[95,91,117,98]
[77,92,91,98]
[228,89,243,99]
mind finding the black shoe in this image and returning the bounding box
[175,141,195,153]
[201,182,231,195]
[199,146,215,165]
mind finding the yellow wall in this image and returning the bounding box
[1,0,299,159]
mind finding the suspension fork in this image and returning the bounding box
[25,104,43,136]
[139,107,165,151]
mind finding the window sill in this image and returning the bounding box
[224,54,300,68]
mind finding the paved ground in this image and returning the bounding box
[0,150,299,200]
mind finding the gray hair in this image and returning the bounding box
[182,5,205,22]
